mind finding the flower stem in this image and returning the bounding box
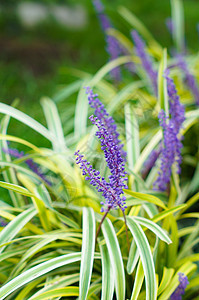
[95,207,111,245]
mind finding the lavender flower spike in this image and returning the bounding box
[75,88,128,212]
[93,0,121,81]
[131,30,158,95]
[85,87,126,159]
[2,147,51,186]
[154,70,185,191]
[170,273,189,300]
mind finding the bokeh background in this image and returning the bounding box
[0,0,199,146]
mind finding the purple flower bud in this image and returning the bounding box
[131,30,158,95]
[170,273,189,300]
[154,70,185,191]
[75,88,128,211]
[92,0,121,81]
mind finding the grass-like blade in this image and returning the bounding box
[99,241,114,300]
[0,103,56,143]
[101,217,125,300]
[158,261,197,300]
[0,252,81,299]
[53,80,82,103]
[79,207,96,300]
[127,217,156,300]
[170,0,185,52]
[127,240,139,274]
[158,48,168,116]
[158,267,174,295]
[41,97,67,152]
[124,103,140,172]
[74,82,89,139]
[118,6,162,55]
[0,115,23,207]
[29,287,80,300]
[0,207,36,254]
[125,190,166,209]
[132,216,172,244]
[130,259,144,300]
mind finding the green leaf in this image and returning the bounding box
[79,207,96,300]
[0,180,35,198]
[130,259,144,300]
[0,114,23,207]
[101,217,125,300]
[90,56,131,86]
[30,287,80,300]
[108,81,143,114]
[158,48,168,115]
[151,204,186,223]
[125,190,166,209]
[132,216,172,244]
[170,0,185,52]
[124,103,140,172]
[0,207,37,254]
[53,80,82,103]
[158,267,175,295]
[74,82,89,139]
[134,130,162,173]
[118,6,162,54]
[0,252,81,299]
[127,240,139,274]
[158,261,197,300]
[99,241,114,300]
[41,97,67,152]
[0,103,56,143]
[127,217,156,300]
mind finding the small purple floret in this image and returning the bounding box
[75,87,128,211]
[170,273,189,300]
[131,30,158,95]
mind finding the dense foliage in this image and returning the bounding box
[0,0,198,299]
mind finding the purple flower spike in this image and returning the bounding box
[75,88,128,212]
[2,147,52,186]
[131,30,158,95]
[170,273,189,300]
[85,87,126,159]
[164,69,185,133]
[177,55,199,105]
[154,70,185,191]
[93,0,121,81]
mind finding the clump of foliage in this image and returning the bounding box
[0,0,198,299]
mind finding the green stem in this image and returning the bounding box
[121,209,130,253]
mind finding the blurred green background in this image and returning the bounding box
[0,0,199,145]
